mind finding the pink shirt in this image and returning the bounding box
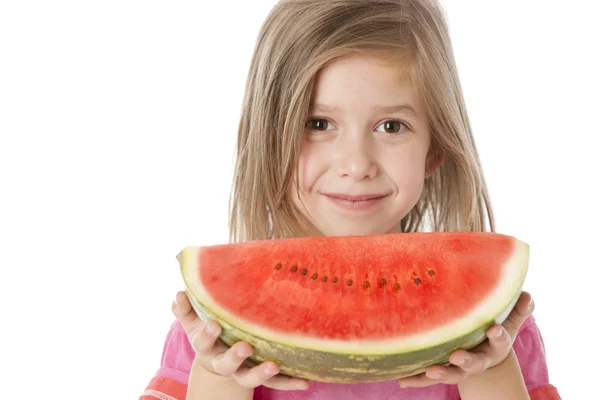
[140,316,560,399]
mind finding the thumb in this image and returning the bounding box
[502,291,534,340]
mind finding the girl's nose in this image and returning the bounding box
[336,134,377,180]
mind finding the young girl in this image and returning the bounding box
[141,0,560,399]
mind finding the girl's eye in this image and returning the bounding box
[376,119,407,135]
[306,118,334,131]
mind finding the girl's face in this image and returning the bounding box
[290,54,438,236]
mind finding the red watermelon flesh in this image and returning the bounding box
[198,232,512,341]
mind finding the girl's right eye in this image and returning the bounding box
[305,118,335,131]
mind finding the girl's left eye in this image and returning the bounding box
[376,119,408,135]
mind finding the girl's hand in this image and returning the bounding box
[171,291,310,391]
[398,291,534,388]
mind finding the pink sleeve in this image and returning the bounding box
[140,321,195,400]
[513,316,561,399]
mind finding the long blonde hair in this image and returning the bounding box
[229,0,495,243]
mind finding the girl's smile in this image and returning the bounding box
[321,192,391,212]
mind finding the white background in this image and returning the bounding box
[1,1,598,398]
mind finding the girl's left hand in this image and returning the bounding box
[398,291,534,388]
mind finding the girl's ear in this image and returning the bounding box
[425,150,444,178]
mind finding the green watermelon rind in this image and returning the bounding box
[185,287,521,383]
[179,238,528,383]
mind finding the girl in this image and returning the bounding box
[142,0,560,399]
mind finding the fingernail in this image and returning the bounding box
[264,365,277,376]
[237,348,250,358]
[495,328,503,337]
[205,322,217,335]
[457,356,469,366]
[296,382,309,390]
[434,372,443,380]
[529,298,534,309]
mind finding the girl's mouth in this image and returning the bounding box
[323,193,389,211]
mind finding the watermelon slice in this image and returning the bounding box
[178,232,529,383]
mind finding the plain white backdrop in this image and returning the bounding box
[1,1,598,398]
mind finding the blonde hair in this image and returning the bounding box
[229,0,495,243]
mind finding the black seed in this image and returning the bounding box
[347,280,353,286]
[275,263,282,270]
[322,276,328,282]
[428,269,435,277]
[301,268,308,275]
[363,281,370,289]
[332,276,338,283]
[380,278,387,287]
[291,265,297,272]
[311,273,318,280]
[414,277,422,285]
[394,283,401,291]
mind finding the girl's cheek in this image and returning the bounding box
[297,143,330,193]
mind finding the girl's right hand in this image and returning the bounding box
[172,291,310,391]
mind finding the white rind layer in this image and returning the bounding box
[180,239,528,355]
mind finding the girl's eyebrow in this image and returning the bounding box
[377,104,418,116]
[311,103,418,117]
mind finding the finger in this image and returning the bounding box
[263,375,311,391]
[472,325,513,369]
[502,291,534,339]
[191,320,227,356]
[211,341,255,376]
[453,325,512,371]
[172,291,200,331]
[172,291,210,351]
[172,291,227,356]
[487,324,512,352]
[449,349,491,374]
[232,361,280,388]
[424,364,468,385]
[398,372,437,388]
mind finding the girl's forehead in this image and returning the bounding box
[309,54,422,114]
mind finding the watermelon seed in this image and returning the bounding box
[301,268,308,275]
[363,281,370,289]
[414,277,422,285]
[428,269,435,277]
[322,276,328,282]
[291,266,298,272]
[379,278,387,287]
[394,283,401,291]
[332,276,338,283]
[275,263,282,270]
[346,280,353,286]
[311,273,318,280]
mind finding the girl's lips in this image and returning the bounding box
[324,193,389,201]
[323,193,389,211]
